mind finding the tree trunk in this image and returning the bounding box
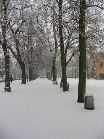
[52,21,58,82]
[4,52,11,92]
[2,34,11,92]
[2,0,11,92]
[58,0,68,91]
[78,0,86,103]
[52,15,58,83]
[29,66,33,81]
[20,62,26,84]
[12,38,27,84]
[52,56,57,82]
[8,45,27,84]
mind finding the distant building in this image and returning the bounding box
[96,56,104,79]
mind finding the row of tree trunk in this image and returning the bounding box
[51,0,86,102]
[1,0,36,90]
[2,0,86,103]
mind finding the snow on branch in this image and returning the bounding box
[86,4,104,10]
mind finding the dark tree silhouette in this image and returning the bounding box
[1,0,11,92]
[78,0,86,103]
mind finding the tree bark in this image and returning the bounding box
[29,66,33,81]
[78,0,86,103]
[2,0,11,92]
[15,51,26,84]
[52,14,58,83]
[58,0,68,91]
[52,56,57,82]
[16,40,26,84]
[12,38,26,84]
[4,50,11,92]
[20,62,26,84]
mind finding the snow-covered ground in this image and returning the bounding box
[0,78,104,139]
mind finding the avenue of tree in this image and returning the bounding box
[0,0,104,103]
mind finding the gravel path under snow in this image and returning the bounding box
[0,78,104,139]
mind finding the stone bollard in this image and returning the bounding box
[84,95,95,110]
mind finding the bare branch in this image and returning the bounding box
[86,4,104,10]
[66,49,79,65]
[15,20,26,34]
[7,44,18,59]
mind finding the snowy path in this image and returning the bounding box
[0,78,104,139]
